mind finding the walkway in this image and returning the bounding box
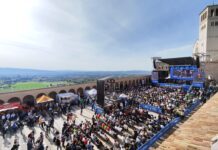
[152,93,218,150]
[0,106,97,150]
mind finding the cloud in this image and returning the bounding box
[153,44,193,58]
[0,0,199,71]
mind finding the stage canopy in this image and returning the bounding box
[36,95,54,104]
[0,102,21,112]
[158,57,196,66]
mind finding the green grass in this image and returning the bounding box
[0,81,71,93]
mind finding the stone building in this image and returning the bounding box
[193,4,218,81]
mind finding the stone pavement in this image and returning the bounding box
[152,93,218,150]
[0,106,100,150]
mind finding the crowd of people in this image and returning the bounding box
[107,86,208,118]
[0,83,217,150]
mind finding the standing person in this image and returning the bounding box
[45,124,50,137]
[41,117,45,130]
[91,99,96,111]
[80,105,83,115]
[49,117,54,132]
[61,134,66,148]
[55,136,61,150]
[80,98,84,108]
[28,130,35,144]
[2,126,6,139]
[11,139,19,150]
[27,137,34,150]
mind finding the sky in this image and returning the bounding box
[0,0,216,71]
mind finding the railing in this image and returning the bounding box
[184,99,201,116]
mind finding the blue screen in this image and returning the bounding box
[170,66,198,80]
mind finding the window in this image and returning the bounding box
[216,9,218,16]
[211,22,214,26]
[215,21,218,26]
[211,9,214,17]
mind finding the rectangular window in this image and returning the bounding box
[215,21,218,26]
[211,22,214,26]
[201,15,203,22]
[216,9,218,16]
[211,9,214,17]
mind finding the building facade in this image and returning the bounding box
[193,5,218,81]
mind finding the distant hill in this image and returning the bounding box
[0,68,150,78]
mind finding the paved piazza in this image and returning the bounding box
[0,106,98,150]
[152,93,218,150]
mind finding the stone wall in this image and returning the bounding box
[0,76,150,104]
[203,62,218,82]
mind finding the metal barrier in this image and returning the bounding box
[184,99,201,116]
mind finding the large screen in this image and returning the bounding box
[170,66,198,80]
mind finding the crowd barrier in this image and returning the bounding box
[184,99,201,116]
[192,82,204,88]
[137,117,181,150]
[139,104,163,114]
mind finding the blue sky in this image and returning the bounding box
[0,0,215,71]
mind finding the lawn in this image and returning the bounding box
[0,81,70,93]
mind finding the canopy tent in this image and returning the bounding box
[57,93,79,104]
[36,95,54,104]
[119,93,129,99]
[0,102,21,112]
[86,89,97,96]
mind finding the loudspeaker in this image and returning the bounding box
[153,59,156,69]
[196,56,200,68]
[97,80,105,107]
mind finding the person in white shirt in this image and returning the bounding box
[2,114,5,120]
[6,113,10,120]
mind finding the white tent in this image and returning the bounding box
[119,93,128,99]
[86,89,97,96]
[57,93,79,104]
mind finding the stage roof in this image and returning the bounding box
[158,57,196,66]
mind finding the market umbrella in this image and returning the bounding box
[36,95,54,104]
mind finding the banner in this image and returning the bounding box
[159,83,190,90]
[0,102,21,112]
[139,104,163,114]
